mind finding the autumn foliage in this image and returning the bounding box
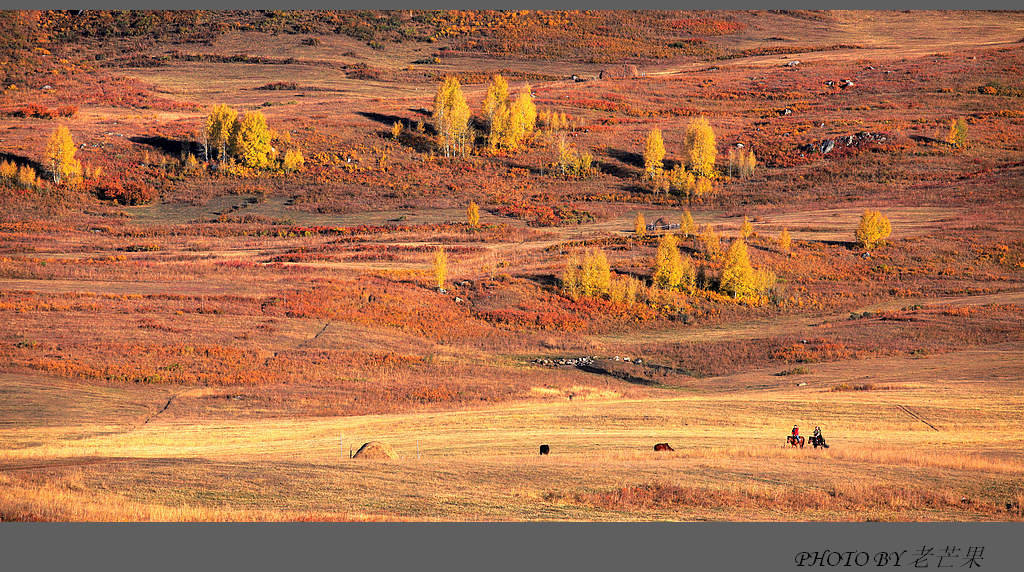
[45,125,82,187]
[855,210,892,250]
[684,116,717,178]
[433,76,472,157]
[643,128,666,180]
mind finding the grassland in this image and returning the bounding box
[1,10,1022,521]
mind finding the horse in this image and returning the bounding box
[654,443,674,452]
[809,435,829,449]
[786,435,805,448]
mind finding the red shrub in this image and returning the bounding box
[96,179,157,205]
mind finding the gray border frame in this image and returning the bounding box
[2,523,1022,570]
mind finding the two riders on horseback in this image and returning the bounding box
[787,425,829,448]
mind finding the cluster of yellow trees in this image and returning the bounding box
[0,159,39,189]
[642,117,720,198]
[562,211,788,306]
[561,249,611,299]
[205,105,303,171]
[537,109,572,131]
[432,75,544,158]
[559,249,642,306]
[483,75,537,151]
[7,125,88,190]
[554,135,595,180]
[727,147,757,179]
[1,126,107,192]
[433,77,474,158]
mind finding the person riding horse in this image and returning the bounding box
[810,426,829,448]
[787,425,804,447]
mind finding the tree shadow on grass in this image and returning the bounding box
[130,136,202,158]
[605,147,644,168]
[0,151,47,175]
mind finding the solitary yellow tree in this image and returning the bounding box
[561,251,582,299]
[46,125,82,187]
[229,111,274,168]
[481,74,509,126]
[698,223,722,261]
[740,216,753,240]
[721,238,756,299]
[433,246,448,290]
[694,177,714,197]
[643,128,666,180]
[684,116,717,177]
[581,248,611,297]
[855,210,892,250]
[680,210,696,237]
[609,275,642,306]
[680,254,697,294]
[947,117,968,149]
[282,148,305,172]
[433,77,472,157]
[778,228,792,254]
[741,149,757,178]
[634,212,647,237]
[0,160,16,181]
[653,232,684,290]
[467,200,480,228]
[206,104,238,161]
[16,165,37,189]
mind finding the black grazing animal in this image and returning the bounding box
[653,443,675,452]
[539,444,550,455]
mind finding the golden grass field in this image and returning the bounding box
[2,342,1022,521]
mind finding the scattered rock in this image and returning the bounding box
[533,356,595,368]
[735,142,745,149]
[785,60,801,67]
[841,79,855,88]
[781,108,793,116]
[800,131,890,156]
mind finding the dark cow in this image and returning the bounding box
[539,444,550,455]
[654,443,674,452]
